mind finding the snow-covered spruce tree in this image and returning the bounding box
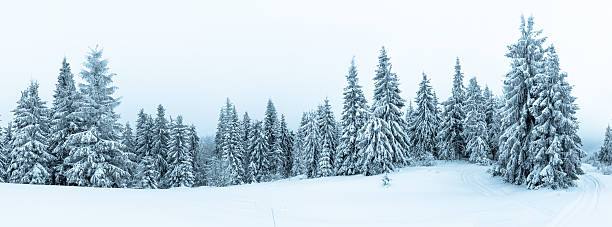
[526,46,583,189]
[336,58,370,176]
[49,57,82,185]
[121,122,138,185]
[409,73,438,165]
[278,115,294,178]
[186,125,200,182]
[263,99,280,174]
[221,99,245,185]
[357,47,411,176]
[134,109,159,188]
[302,112,321,178]
[463,78,491,165]
[63,46,131,187]
[482,86,500,160]
[317,99,338,177]
[0,122,5,182]
[165,116,195,187]
[493,16,546,185]
[0,123,14,182]
[241,112,252,180]
[492,16,585,188]
[437,58,466,160]
[291,112,309,176]
[8,82,54,184]
[151,105,171,188]
[599,126,612,165]
[248,121,269,182]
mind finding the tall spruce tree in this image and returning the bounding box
[317,99,338,177]
[493,16,547,185]
[409,73,438,165]
[134,110,159,188]
[482,86,500,160]
[463,78,491,164]
[165,116,195,187]
[358,47,411,175]
[263,100,279,173]
[151,105,170,187]
[49,58,81,185]
[526,46,582,189]
[292,112,309,176]
[221,100,245,185]
[63,46,131,187]
[278,115,294,178]
[302,112,321,178]
[248,121,268,182]
[336,58,370,175]
[493,16,583,188]
[8,82,54,184]
[437,58,466,160]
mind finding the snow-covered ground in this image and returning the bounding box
[1,162,610,227]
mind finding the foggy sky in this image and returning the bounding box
[1,0,610,152]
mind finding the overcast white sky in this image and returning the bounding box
[1,0,610,151]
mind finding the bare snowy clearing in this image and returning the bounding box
[1,162,609,227]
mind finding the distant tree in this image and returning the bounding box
[598,126,612,165]
[437,58,466,160]
[165,116,195,187]
[409,73,438,165]
[248,121,269,182]
[317,99,338,177]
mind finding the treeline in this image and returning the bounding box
[0,16,584,190]
[209,16,583,189]
[0,47,200,188]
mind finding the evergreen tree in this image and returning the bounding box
[317,99,338,177]
[358,47,411,175]
[437,58,466,160]
[221,99,245,185]
[494,16,583,188]
[186,125,200,183]
[482,86,500,160]
[494,16,547,185]
[336,58,370,176]
[302,112,321,178]
[151,105,170,187]
[63,46,130,187]
[248,121,269,182]
[291,112,309,176]
[278,115,294,178]
[134,109,159,188]
[8,82,54,184]
[121,122,138,185]
[463,78,491,164]
[526,46,583,189]
[49,58,81,185]
[409,73,438,165]
[463,78,484,158]
[165,116,195,187]
[0,122,5,182]
[263,99,280,174]
[241,112,252,179]
[1,123,14,182]
[598,126,612,165]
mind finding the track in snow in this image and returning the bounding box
[547,174,603,227]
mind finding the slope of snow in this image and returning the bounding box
[1,161,610,227]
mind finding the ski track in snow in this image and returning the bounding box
[460,166,554,217]
[547,174,603,227]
